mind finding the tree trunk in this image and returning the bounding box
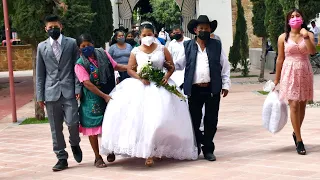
[295,0,299,9]
[259,37,267,82]
[32,46,45,120]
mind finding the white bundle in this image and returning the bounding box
[262,91,288,134]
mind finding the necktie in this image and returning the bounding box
[52,40,61,62]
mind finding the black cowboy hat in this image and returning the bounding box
[187,15,218,35]
[113,26,129,33]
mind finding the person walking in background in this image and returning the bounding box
[75,34,127,168]
[125,31,139,47]
[109,30,133,82]
[274,9,316,155]
[36,15,82,171]
[310,21,319,45]
[168,26,190,89]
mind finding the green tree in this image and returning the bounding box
[251,0,268,81]
[264,0,285,53]
[237,0,250,76]
[143,0,181,28]
[60,0,95,39]
[280,0,320,23]
[90,0,113,48]
[228,31,241,71]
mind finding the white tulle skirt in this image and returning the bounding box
[100,78,198,160]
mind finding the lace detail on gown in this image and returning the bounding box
[279,38,313,101]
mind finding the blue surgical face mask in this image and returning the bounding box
[81,46,94,57]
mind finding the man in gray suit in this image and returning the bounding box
[36,15,82,171]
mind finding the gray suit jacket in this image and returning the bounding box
[36,36,81,102]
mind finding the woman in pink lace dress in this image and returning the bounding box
[274,9,317,155]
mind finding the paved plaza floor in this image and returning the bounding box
[1,69,320,179]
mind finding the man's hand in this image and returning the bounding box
[76,94,81,100]
[38,101,46,109]
[221,89,229,97]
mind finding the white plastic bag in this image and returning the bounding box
[263,80,275,92]
[262,91,288,134]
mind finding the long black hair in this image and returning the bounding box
[285,8,309,42]
[109,30,125,46]
[77,33,94,47]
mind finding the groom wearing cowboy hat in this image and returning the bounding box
[175,15,231,161]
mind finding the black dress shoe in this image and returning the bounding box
[52,159,68,171]
[71,145,83,163]
[204,153,216,161]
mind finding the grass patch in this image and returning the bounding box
[231,75,259,78]
[317,46,320,52]
[257,91,269,95]
[20,117,49,125]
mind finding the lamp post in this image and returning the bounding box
[2,0,17,123]
[115,0,123,28]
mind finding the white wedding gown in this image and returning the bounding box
[100,45,198,160]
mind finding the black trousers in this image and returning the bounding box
[188,85,220,154]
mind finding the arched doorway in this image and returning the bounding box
[112,0,197,38]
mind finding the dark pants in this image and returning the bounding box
[119,71,130,82]
[273,53,278,72]
[188,85,220,154]
[46,96,80,160]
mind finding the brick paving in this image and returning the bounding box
[1,69,320,179]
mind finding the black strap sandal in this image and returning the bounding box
[107,153,116,162]
[292,132,297,146]
[296,141,306,155]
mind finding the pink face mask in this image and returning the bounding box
[289,17,303,29]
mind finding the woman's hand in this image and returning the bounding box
[103,94,112,103]
[161,75,169,85]
[300,28,309,37]
[140,78,150,85]
[274,80,279,86]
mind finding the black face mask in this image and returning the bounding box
[126,39,136,46]
[173,34,182,40]
[197,31,211,41]
[48,28,61,40]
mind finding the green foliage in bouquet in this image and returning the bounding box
[138,62,186,101]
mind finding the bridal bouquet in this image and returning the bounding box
[137,61,186,101]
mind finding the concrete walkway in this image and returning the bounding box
[1,69,320,179]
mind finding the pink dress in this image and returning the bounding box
[279,38,313,101]
[75,51,117,136]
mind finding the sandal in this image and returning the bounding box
[145,158,154,167]
[94,158,107,168]
[292,132,297,146]
[107,153,116,162]
[296,141,306,155]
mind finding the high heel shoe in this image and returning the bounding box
[145,158,154,167]
[292,132,297,146]
[296,141,306,155]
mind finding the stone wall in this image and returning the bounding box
[232,0,261,48]
[0,45,33,71]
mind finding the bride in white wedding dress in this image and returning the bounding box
[100,23,198,166]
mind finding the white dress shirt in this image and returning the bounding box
[311,26,320,38]
[168,36,191,86]
[49,34,62,46]
[175,41,231,90]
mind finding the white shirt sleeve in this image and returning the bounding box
[220,49,231,90]
[314,27,320,37]
[174,46,186,70]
